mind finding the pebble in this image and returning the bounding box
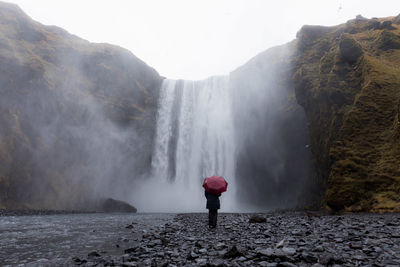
[313,245,324,252]
[75,212,400,266]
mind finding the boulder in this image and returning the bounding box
[101,198,137,213]
[366,19,381,30]
[355,15,368,21]
[222,245,243,258]
[380,20,394,30]
[339,36,363,63]
[377,30,400,50]
[88,251,100,257]
[394,14,400,24]
[249,215,266,223]
[296,25,332,51]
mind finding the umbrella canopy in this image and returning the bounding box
[203,176,228,194]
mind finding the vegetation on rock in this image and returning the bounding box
[0,2,162,210]
[293,15,400,212]
[1,1,399,213]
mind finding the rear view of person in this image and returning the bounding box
[202,175,228,229]
[205,191,221,228]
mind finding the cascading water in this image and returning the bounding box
[134,76,236,212]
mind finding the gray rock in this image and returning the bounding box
[282,247,296,256]
[71,213,400,266]
[394,14,400,24]
[380,20,394,30]
[101,198,137,213]
[153,239,162,245]
[187,251,199,260]
[276,239,286,248]
[355,14,368,21]
[195,258,207,265]
[237,256,246,261]
[87,251,100,257]
[209,258,225,266]
[198,248,207,254]
[313,245,324,252]
[277,262,297,267]
[301,252,318,263]
[249,215,266,223]
[223,245,243,258]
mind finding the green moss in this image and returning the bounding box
[294,16,400,212]
[377,30,400,50]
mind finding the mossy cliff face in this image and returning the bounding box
[0,2,162,209]
[293,16,400,212]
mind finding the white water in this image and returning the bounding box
[133,76,236,212]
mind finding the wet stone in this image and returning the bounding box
[87,251,100,257]
[198,248,208,254]
[278,262,297,267]
[249,215,267,223]
[223,245,243,258]
[313,245,324,252]
[195,258,207,265]
[349,242,363,249]
[62,212,400,266]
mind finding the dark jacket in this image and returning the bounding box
[205,191,221,210]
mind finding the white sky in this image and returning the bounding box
[5,0,400,79]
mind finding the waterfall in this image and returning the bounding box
[138,76,236,212]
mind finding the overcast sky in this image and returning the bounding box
[6,0,400,79]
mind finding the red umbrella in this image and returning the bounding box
[202,176,228,194]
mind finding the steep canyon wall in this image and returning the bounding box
[0,2,162,209]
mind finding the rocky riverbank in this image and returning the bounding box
[75,212,400,266]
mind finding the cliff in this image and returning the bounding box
[0,2,162,209]
[230,43,317,209]
[1,1,399,213]
[293,15,400,212]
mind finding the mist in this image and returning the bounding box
[1,1,316,212]
[0,3,162,210]
[230,43,316,210]
[130,43,315,212]
[130,78,237,212]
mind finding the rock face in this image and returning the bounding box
[1,1,399,214]
[230,43,317,209]
[0,2,162,209]
[293,15,400,212]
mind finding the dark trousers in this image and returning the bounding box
[208,209,218,227]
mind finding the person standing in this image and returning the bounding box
[203,175,227,229]
[205,191,221,228]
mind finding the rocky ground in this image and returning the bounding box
[75,212,400,266]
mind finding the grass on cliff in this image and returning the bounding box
[295,17,400,212]
[328,23,400,212]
